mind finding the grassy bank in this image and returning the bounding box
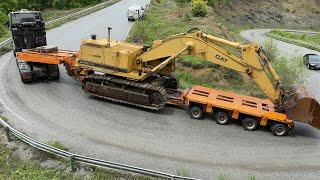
[127,0,265,98]
[268,30,320,51]
[0,128,152,179]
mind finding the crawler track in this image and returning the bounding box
[83,74,167,110]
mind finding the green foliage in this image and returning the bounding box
[180,55,217,69]
[263,38,278,62]
[206,0,232,6]
[174,71,198,89]
[270,30,320,47]
[175,167,190,177]
[272,56,306,90]
[191,0,208,17]
[11,161,67,179]
[0,10,7,36]
[47,141,69,151]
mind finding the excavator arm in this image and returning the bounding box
[138,31,320,128]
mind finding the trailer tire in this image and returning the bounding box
[214,111,231,125]
[242,117,259,131]
[270,123,288,136]
[189,106,203,120]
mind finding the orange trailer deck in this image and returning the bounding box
[168,85,294,136]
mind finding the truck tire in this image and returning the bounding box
[47,65,60,80]
[189,106,203,120]
[270,123,288,136]
[214,111,231,125]
[20,73,33,83]
[241,117,259,131]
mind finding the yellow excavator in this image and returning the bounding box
[16,28,320,130]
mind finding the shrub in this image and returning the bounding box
[263,38,278,62]
[272,56,306,90]
[0,24,6,37]
[52,0,66,9]
[191,0,208,17]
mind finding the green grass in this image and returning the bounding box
[128,0,266,98]
[175,166,190,177]
[0,138,153,179]
[180,55,218,69]
[127,0,220,45]
[270,30,320,45]
[47,141,69,151]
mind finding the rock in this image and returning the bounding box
[14,145,34,162]
[40,159,66,170]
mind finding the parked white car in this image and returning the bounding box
[127,5,145,21]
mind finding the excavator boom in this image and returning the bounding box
[139,30,320,128]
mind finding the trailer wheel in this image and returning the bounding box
[242,117,259,131]
[270,123,288,136]
[189,106,203,120]
[214,111,231,125]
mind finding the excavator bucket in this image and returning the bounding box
[284,86,320,129]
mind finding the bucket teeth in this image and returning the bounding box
[284,86,320,129]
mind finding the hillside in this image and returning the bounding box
[214,0,320,30]
[128,0,310,98]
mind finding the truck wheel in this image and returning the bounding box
[20,73,33,83]
[214,111,231,125]
[189,106,203,120]
[270,123,288,136]
[47,65,60,80]
[242,117,259,131]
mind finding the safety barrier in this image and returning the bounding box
[0,117,198,180]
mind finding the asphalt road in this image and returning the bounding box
[0,3,320,179]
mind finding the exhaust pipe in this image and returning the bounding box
[107,27,112,47]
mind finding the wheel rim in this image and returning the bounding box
[246,120,256,129]
[218,115,227,123]
[192,110,201,118]
[275,126,285,136]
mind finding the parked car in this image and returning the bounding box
[127,5,145,21]
[303,54,320,70]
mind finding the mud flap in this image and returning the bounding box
[285,86,320,129]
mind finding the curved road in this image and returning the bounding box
[0,3,320,179]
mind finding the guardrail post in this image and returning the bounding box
[4,126,11,142]
[69,155,76,172]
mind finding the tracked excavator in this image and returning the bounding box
[15,28,320,134]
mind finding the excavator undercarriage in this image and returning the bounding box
[83,74,167,110]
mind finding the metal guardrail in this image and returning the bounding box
[0,117,198,180]
[0,0,116,50]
